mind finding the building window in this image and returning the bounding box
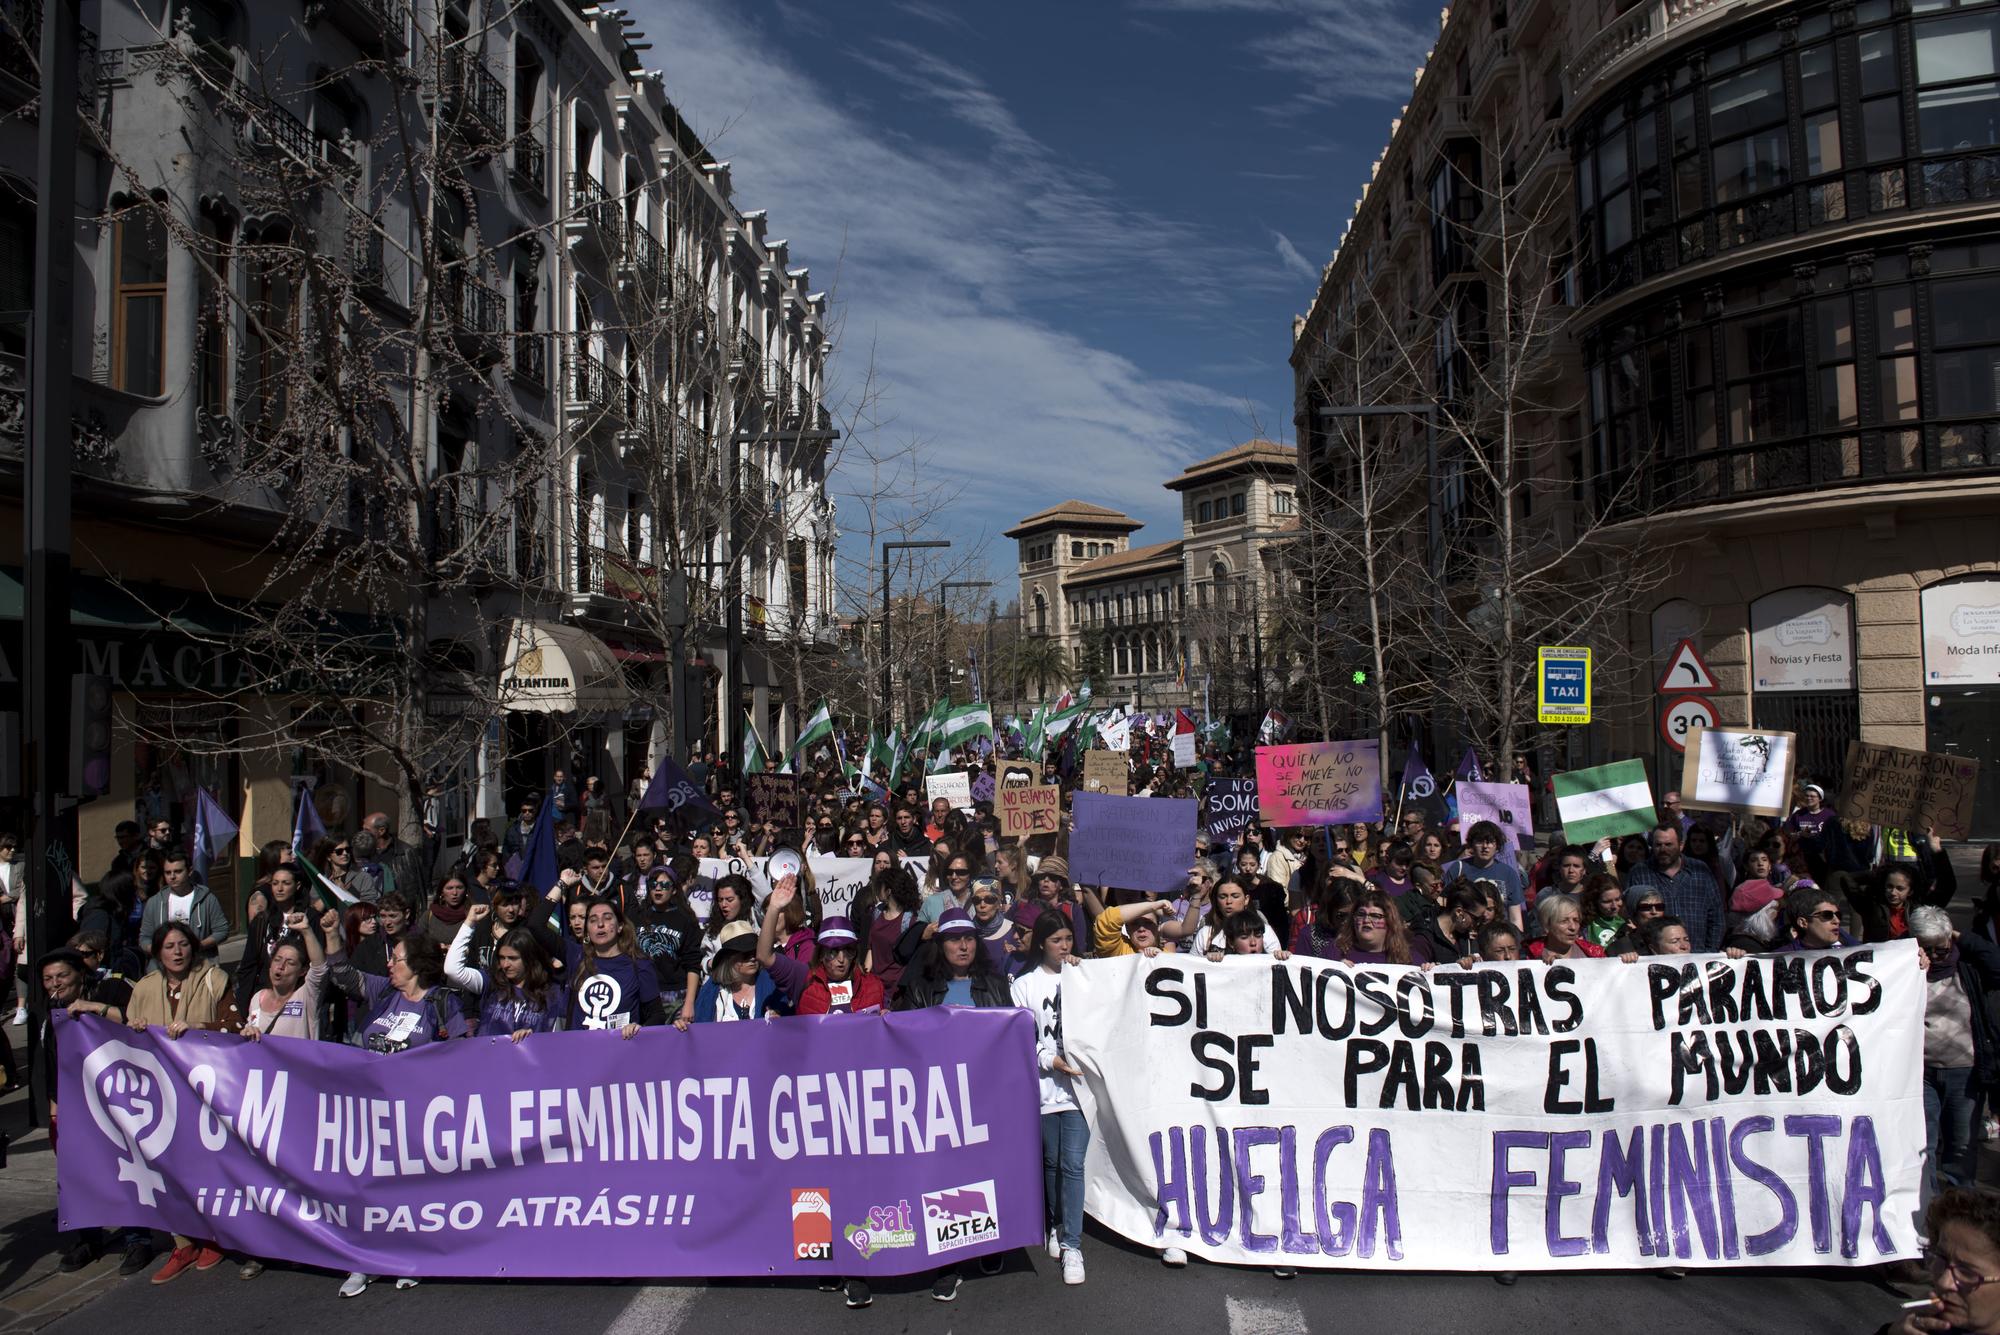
[1198,500,1212,523]
[1272,490,1295,516]
[1071,541,1082,559]
[1230,492,1245,516]
[113,212,168,396]
[1913,11,2000,155]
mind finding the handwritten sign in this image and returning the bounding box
[743,773,801,830]
[1201,777,1259,841]
[1455,780,1536,852]
[971,771,996,804]
[1840,741,1982,841]
[1069,792,1198,894]
[1680,726,1797,818]
[997,759,1043,789]
[926,771,973,812]
[1082,751,1127,795]
[1000,784,1062,839]
[1254,741,1383,826]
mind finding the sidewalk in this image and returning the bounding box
[0,1082,128,1331]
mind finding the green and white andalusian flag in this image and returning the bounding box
[794,699,835,764]
[1553,759,1657,844]
[740,712,769,776]
[937,703,994,752]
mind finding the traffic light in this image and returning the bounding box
[70,674,112,798]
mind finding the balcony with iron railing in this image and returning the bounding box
[622,224,665,294]
[510,126,546,198]
[511,329,546,389]
[567,350,627,423]
[566,172,622,260]
[434,267,503,364]
[1569,0,1746,110]
[319,0,411,59]
[440,50,505,143]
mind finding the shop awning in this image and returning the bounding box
[498,619,632,714]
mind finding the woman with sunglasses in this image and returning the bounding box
[443,903,568,1039]
[965,877,1022,975]
[840,829,870,858]
[684,877,809,1024]
[796,916,884,1016]
[313,835,380,903]
[628,866,703,1019]
[1611,889,1669,955]
[921,853,979,924]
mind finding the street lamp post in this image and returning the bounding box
[881,540,950,730]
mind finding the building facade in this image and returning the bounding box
[0,0,836,886]
[1293,0,2000,832]
[1007,441,1298,715]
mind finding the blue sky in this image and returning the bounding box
[638,0,1439,586]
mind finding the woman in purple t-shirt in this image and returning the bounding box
[324,932,467,1299]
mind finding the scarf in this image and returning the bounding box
[428,898,470,927]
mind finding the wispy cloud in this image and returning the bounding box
[1132,0,1435,116]
[640,1,1274,551]
[894,0,974,30]
[1272,230,1318,282]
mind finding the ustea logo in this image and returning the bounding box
[844,1199,917,1260]
[81,1040,178,1206]
[791,1188,833,1260]
[921,1180,999,1256]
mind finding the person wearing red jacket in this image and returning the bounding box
[795,917,884,1015]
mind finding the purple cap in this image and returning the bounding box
[817,916,859,949]
[934,906,978,937]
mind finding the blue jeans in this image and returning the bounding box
[1924,1064,1978,1194]
[1040,1109,1088,1252]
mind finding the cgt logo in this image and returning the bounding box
[791,1188,833,1260]
[921,1180,999,1256]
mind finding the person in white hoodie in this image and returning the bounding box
[1011,911,1088,1286]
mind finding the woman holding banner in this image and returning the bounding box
[559,897,665,1034]
[1325,890,1428,965]
[127,921,239,1285]
[1012,912,1087,1287]
[1526,893,1605,961]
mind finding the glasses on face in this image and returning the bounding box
[972,895,1000,906]
[332,846,350,856]
[1810,909,1842,923]
[1353,911,1387,924]
[1636,902,1665,915]
[1927,1249,2000,1292]
[79,947,101,961]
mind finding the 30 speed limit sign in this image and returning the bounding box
[1659,695,1718,751]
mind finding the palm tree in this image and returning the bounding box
[1006,634,1071,703]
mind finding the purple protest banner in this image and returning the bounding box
[1069,791,1198,894]
[55,1008,1040,1279]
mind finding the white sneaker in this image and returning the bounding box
[1161,1246,1187,1267]
[1047,1227,1061,1261]
[1062,1247,1085,1285]
[9,1007,23,1026]
[338,1272,372,1298]
[393,1277,419,1290]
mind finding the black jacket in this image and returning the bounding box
[1852,855,1958,943]
[1940,934,2000,1090]
[892,966,1013,1011]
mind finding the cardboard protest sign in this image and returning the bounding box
[1069,791,1197,894]
[970,771,996,804]
[997,759,1042,789]
[1455,780,1536,853]
[1680,726,1797,818]
[1253,741,1383,826]
[743,772,801,829]
[1082,750,1127,795]
[1840,741,1982,840]
[926,771,973,812]
[1000,784,1062,840]
[1201,777,1259,841]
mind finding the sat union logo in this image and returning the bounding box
[921,1180,999,1256]
[82,1040,178,1207]
[791,1188,833,1260]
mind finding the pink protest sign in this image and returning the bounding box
[1254,741,1383,826]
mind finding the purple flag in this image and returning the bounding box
[191,786,238,883]
[54,1008,1041,1278]
[1455,746,1485,783]
[636,753,722,822]
[1401,741,1436,800]
[291,779,327,854]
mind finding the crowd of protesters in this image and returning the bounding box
[4,735,1998,1319]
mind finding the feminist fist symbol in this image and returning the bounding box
[82,1043,178,1206]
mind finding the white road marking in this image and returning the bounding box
[605,1283,703,1335]
[1226,1293,1308,1335]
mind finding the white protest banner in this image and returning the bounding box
[1063,949,1923,1271]
[1681,727,1796,819]
[927,771,974,812]
[693,855,876,920]
[1100,714,1134,752]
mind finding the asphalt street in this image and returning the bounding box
[29,1229,1916,1335]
